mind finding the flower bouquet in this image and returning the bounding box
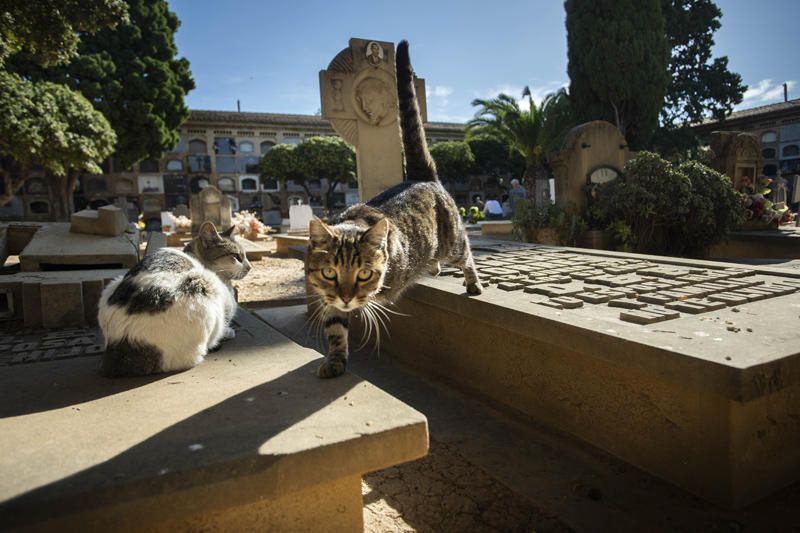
[232,210,273,241]
[738,175,788,229]
[167,213,192,233]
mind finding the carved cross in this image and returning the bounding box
[320,38,427,202]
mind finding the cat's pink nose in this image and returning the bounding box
[341,297,352,305]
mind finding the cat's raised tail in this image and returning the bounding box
[396,40,437,182]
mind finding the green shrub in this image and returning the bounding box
[595,151,745,256]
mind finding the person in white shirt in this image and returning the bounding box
[483,194,503,220]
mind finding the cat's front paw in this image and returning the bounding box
[222,326,236,340]
[317,357,347,378]
[466,281,483,295]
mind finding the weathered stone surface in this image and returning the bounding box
[190,186,232,235]
[385,241,800,508]
[40,281,84,328]
[144,231,167,257]
[0,310,428,531]
[70,205,128,237]
[81,280,104,327]
[19,223,138,272]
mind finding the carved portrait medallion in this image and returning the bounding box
[353,76,396,126]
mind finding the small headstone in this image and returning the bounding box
[288,204,314,235]
[190,186,232,235]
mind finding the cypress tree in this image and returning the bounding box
[565,0,670,149]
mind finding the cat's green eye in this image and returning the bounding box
[322,267,337,280]
[357,269,373,281]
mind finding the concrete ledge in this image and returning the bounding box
[0,269,127,328]
[0,310,428,530]
[19,223,139,272]
[709,228,800,260]
[479,220,514,236]
[274,233,309,255]
[236,237,272,261]
[379,241,800,508]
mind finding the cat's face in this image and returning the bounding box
[307,217,389,312]
[188,221,252,281]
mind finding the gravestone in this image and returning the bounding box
[173,204,190,218]
[288,204,313,235]
[113,197,138,223]
[709,131,763,189]
[190,186,232,235]
[548,121,631,215]
[320,38,427,202]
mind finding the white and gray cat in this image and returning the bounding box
[97,221,251,377]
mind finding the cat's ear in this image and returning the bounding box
[309,217,335,248]
[220,225,236,238]
[199,221,222,243]
[361,218,389,249]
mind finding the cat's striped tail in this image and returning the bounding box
[396,40,437,182]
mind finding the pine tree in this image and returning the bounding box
[565,0,670,149]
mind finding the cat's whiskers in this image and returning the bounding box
[370,299,409,318]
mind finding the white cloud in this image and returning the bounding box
[738,79,796,108]
[427,84,453,107]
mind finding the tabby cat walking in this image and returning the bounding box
[98,222,251,377]
[307,40,483,378]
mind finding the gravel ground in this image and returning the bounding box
[362,439,570,533]
[231,240,307,303]
[233,255,306,303]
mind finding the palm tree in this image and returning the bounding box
[467,87,574,206]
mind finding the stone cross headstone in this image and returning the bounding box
[288,204,314,235]
[191,185,232,235]
[320,38,427,202]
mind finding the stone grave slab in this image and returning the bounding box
[18,223,138,272]
[379,240,800,508]
[0,269,126,329]
[0,310,428,531]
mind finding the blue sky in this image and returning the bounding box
[170,0,799,123]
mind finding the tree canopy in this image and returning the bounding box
[0,1,124,212]
[565,0,670,149]
[294,136,356,208]
[0,0,128,66]
[429,141,475,183]
[12,0,194,170]
[260,144,305,186]
[467,87,575,204]
[467,135,525,180]
[661,0,745,127]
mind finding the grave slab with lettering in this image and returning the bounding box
[379,239,800,508]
